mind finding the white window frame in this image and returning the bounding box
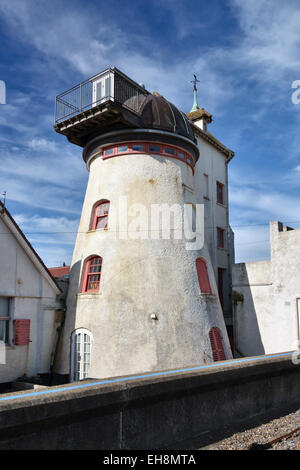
[0,297,14,346]
[92,71,114,106]
[70,328,93,382]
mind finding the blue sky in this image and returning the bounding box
[0,0,300,266]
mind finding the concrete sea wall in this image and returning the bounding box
[0,353,299,449]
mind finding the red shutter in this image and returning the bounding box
[14,319,30,346]
[209,327,226,361]
[196,258,212,294]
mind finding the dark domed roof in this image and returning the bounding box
[124,93,196,143]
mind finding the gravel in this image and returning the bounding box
[203,408,300,450]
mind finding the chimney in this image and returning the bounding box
[186,108,212,132]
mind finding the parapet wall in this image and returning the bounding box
[0,353,299,449]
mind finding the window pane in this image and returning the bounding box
[178,152,185,159]
[88,258,102,273]
[0,298,9,317]
[149,145,160,153]
[104,148,114,156]
[97,216,108,229]
[217,229,224,248]
[187,158,191,164]
[97,203,109,217]
[117,146,129,153]
[96,81,102,102]
[0,320,8,343]
[105,77,111,98]
[132,144,144,152]
[164,147,175,155]
[217,183,224,204]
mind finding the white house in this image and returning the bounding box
[0,202,62,386]
[232,221,300,357]
[187,109,235,339]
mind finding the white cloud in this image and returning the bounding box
[28,138,58,152]
[230,0,300,82]
[1,0,300,267]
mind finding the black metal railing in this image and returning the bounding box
[55,68,149,124]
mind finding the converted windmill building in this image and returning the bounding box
[54,68,234,382]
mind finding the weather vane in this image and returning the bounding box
[190,74,200,112]
[190,74,200,92]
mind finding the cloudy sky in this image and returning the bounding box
[0,0,300,266]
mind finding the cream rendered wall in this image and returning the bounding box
[58,151,232,379]
[193,133,231,320]
[233,222,300,356]
[0,216,59,383]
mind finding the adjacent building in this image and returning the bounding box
[187,109,234,338]
[0,202,62,386]
[232,221,300,357]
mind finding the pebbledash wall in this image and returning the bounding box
[0,205,62,384]
[54,92,234,382]
[232,221,300,357]
[56,147,232,380]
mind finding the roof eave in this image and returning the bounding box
[0,203,62,294]
[191,123,235,162]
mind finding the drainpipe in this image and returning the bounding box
[48,309,65,386]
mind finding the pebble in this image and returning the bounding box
[204,408,300,450]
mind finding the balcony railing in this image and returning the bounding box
[54,67,149,125]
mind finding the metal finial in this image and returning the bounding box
[191,74,200,92]
[190,74,200,112]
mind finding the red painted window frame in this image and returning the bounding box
[82,256,103,293]
[91,200,110,230]
[196,258,212,294]
[101,142,195,173]
[216,181,224,205]
[209,327,226,362]
[217,227,225,249]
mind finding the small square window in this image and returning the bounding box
[117,146,129,153]
[164,147,175,155]
[178,152,185,159]
[104,148,114,156]
[149,145,161,153]
[132,144,144,152]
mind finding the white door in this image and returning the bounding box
[92,72,113,106]
[71,328,92,382]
